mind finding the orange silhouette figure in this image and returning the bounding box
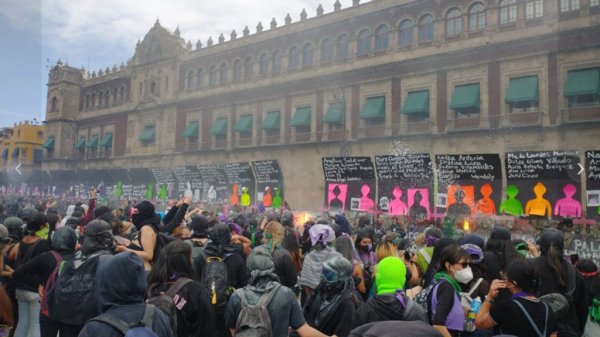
[230,183,239,206]
[263,186,273,207]
[476,183,496,215]
[525,182,552,218]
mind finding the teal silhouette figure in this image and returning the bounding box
[499,184,524,216]
[272,188,282,209]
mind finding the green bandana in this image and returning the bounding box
[433,271,461,293]
[36,226,50,240]
[591,298,600,322]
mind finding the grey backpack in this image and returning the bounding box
[234,284,281,337]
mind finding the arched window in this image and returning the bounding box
[112,88,118,105]
[398,19,414,48]
[259,53,269,76]
[98,92,104,107]
[446,8,462,36]
[244,57,253,79]
[288,46,299,70]
[469,3,486,31]
[91,93,96,108]
[418,14,434,42]
[499,0,517,24]
[302,43,314,68]
[272,50,282,73]
[219,62,228,83]
[320,38,334,63]
[85,94,90,110]
[526,0,543,19]
[357,29,371,56]
[336,34,349,60]
[119,86,125,102]
[105,90,110,104]
[150,82,156,95]
[196,68,204,88]
[233,60,242,80]
[560,0,580,12]
[209,65,217,85]
[186,70,195,89]
[374,25,389,51]
[51,97,58,112]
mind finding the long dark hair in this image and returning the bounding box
[547,243,566,287]
[485,237,523,271]
[423,238,457,286]
[147,240,196,286]
[438,244,469,273]
[506,259,539,294]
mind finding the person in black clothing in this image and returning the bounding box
[483,226,523,282]
[476,259,557,337]
[12,227,78,337]
[304,256,360,337]
[193,223,248,337]
[534,229,588,337]
[261,221,297,288]
[147,240,215,337]
[353,256,426,330]
[576,259,600,305]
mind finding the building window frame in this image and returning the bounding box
[398,19,414,48]
[525,0,543,19]
[418,14,434,42]
[320,38,334,63]
[356,29,371,56]
[499,0,517,25]
[469,3,486,32]
[374,24,389,51]
[446,8,462,36]
[560,0,580,12]
[335,34,349,61]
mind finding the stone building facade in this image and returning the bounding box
[43,0,600,210]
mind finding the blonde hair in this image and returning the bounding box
[264,221,284,246]
[376,241,399,261]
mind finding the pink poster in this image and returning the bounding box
[328,183,348,213]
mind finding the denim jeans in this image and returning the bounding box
[14,289,40,337]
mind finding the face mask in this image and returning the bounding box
[454,266,474,284]
[360,244,371,252]
[36,226,50,240]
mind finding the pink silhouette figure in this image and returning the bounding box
[554,184,582,218]
[476,183,497,215]
[359,184,375,211]
[388,186,408,215]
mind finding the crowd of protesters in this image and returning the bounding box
[0,190,599,337]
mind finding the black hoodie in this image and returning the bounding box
[352,293,427,329]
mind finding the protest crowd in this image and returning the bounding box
[0,190,599,337]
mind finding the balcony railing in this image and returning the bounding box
[562,106,600,124]
[446,114,482,131]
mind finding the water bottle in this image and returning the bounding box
[464,297,482,332]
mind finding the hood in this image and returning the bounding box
[366,293,407,320]
[97,252,146,311]
[203,223,237,257]
[81,219,114,256]
[52,226,77,254]
[334,215,351,234]
[131,201,160,230]
[189,215,209,238]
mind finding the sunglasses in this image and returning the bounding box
[455,261,469,268]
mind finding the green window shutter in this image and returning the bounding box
[505,76,539,104]
[86,135,98,148]
[261,111,281,130]
[401,90,430,114]
[43,136,55,150]
[564,68,600,96]
[182,121,199,137]
[322,102,345,124]
[449,83,480,110]
[360,96,385,120]
[74,138,86,149]
[139,126,156,141]
[234,115,253,133]
[209,118,228,135]
[290,107,311,127]
[99,133,113,147]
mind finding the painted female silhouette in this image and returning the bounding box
[476,182,497,215]
[359,183,375,211]
[499,184,523,216]
[409,190,428,220]
[329,184,344,212]
[525,182,552,218]
[263,186,273,207]
[230,183,239,206]
[157,184,168,201]
[145,182,154,200]
[447,188,472,218]
[554,184,582,218]
[207,185,217,202]
[241,186,251,207]
[388,186,408,215]
[272,187,282,209]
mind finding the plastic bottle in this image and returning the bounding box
[464,297,482,332]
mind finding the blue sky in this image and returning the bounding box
[0,0,354,128]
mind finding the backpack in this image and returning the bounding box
[200,253,232,313]
[48,252,109,325]
[90,303,159,337]
[40,251,63,317]
[147,277,193,336]
[233,284,280,337]
[538,263,576,321]
[414,281,439,314]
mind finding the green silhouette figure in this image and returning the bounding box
[145,182,154,200]
[157,184,168,201]
[272,188,282,209]
[241,187,251,207]
[499,184,524,216]
[115,181,123,199]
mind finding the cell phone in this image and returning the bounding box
[404,251,412,261]
[570,254,579,265]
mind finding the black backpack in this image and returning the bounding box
[48,252,110,325]
[200,253,231,314]
[147,277,193,336]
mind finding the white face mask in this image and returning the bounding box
[454,266,474,284]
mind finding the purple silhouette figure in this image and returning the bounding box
[554,184,582,218]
